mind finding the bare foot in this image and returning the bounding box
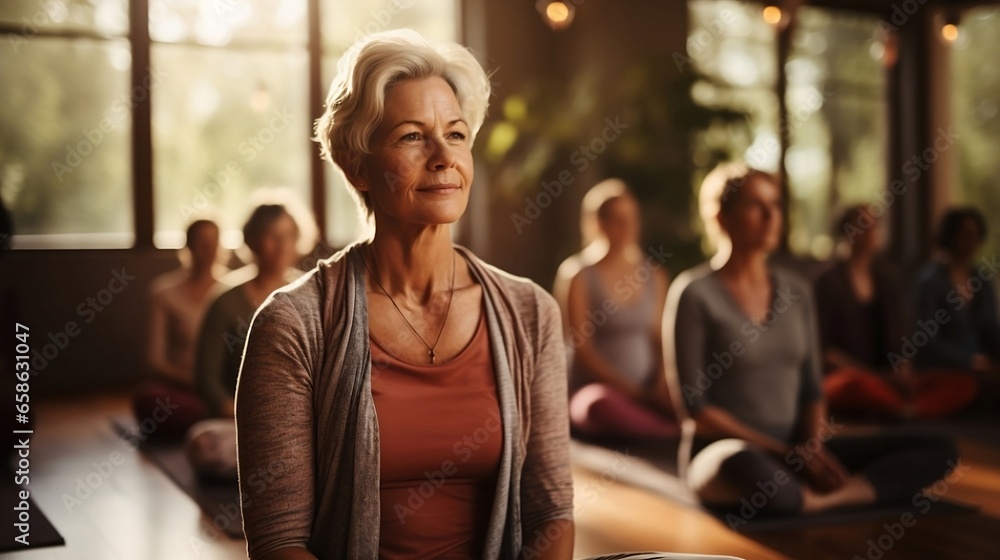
[801,476,877,512]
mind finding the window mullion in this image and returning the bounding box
[130,0,154,249]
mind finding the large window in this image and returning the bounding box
[785,7,887,259]
[149,0,311,248]
[953,5,1000,260]
[687,1,887,259]
[688,0,779,172]
[0,0,457,249]
[0,1,133,248]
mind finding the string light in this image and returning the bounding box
[763,5,782,25]
[536,0,576,31]
[941,23,959,42]
[547,2,569,24]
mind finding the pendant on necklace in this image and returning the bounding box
[429,349,436,364]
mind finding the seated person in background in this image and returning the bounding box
[565,185,677,440]
[132,219,227,440]
[913,207,1000,390]
[816,205,977,420]
[664,163,958,515]
[187,199,314,479]
[195,200,313,419]
[553,178,630,329]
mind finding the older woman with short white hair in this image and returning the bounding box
[235,29,742,560]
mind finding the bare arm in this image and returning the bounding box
[552,259,580,341]
[146,292,189,385]
[799,399,831,443]
[795,400,848,491]
[692,405,789,455]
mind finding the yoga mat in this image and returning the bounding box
[570,438,978,534]
[571,438,699,507]
[902,419,1000,449]
[110,416,244,538]
[0,467,65,552]
[706,499,978,534]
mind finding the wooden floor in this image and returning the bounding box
[6,392,1000,559]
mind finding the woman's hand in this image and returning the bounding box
[794,444,849,493]
[888,364,916,400]
[636,382,674,416]
[971,353,998,374]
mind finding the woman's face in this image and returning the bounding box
[189,224,219,270]
[720,175,784,254]
[950,217,984,259]
[253,213,299,272]
[599,196,641,248]
[361,76,473,226]
[851,207,884,254]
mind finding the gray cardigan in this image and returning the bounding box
[234,243,574,559]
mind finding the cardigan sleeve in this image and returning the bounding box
[519,288,575,533]
[235,292,317,559]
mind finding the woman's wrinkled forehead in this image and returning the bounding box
[379,76,465,130]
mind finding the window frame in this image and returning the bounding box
[0,0,462,250]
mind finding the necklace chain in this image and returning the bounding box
[364,248,456,364]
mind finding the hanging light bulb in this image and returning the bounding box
[941,23,959,42]
[763,5,782,26]
[941,8,960,43]
[536,0,576,31]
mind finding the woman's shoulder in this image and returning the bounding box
[815,258,845,283]
[566,262,598,291]
[770,263,813,294]
[669,262,716,300]
[460,248,561,322]
[913,259,947,286]
[202,283,245,315]
[265,265,326,313]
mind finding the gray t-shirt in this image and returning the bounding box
[667,263,822,443]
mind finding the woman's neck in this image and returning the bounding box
[252,265,289,293]
[943,251,973,271]
[846,248,873,270]
[189,263,216,284]
[720,248,770,284]
[602,242,642,265]
[367,225,454,302]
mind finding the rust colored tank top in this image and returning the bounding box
[370,310,502,559]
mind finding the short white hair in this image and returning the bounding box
[314,28,491,219]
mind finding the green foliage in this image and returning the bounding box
[953,6,1000,260]
[475,58,752,272]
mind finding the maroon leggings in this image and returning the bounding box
[569,383,679,440]
[131,382,208,442]
[824,367,978,420]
